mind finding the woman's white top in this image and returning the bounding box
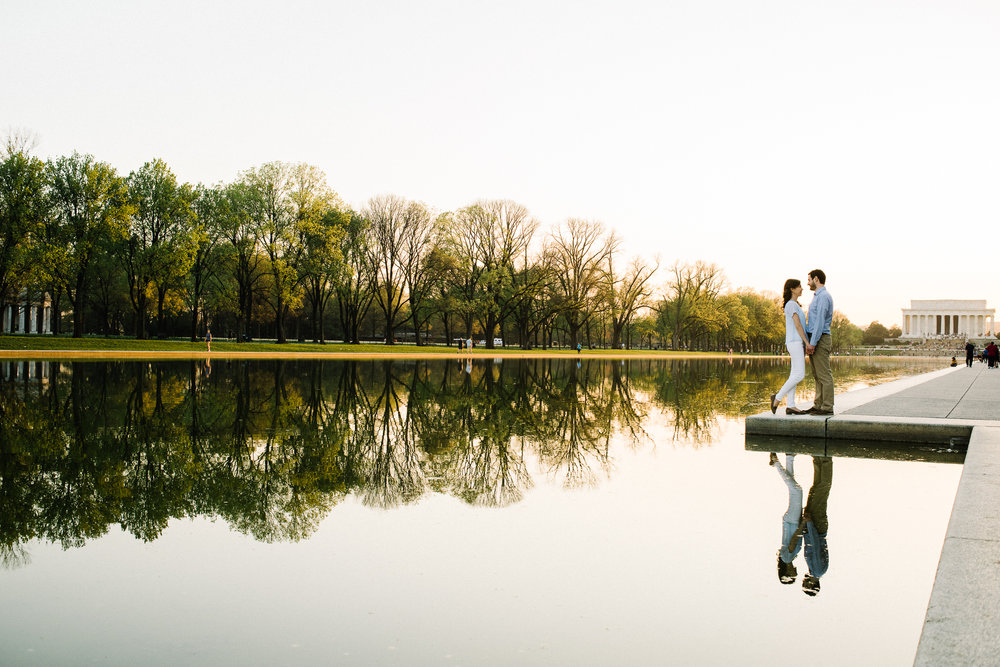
[785,300,806,344]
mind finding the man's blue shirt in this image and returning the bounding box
[806,286,833,347]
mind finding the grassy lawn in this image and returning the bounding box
[0,334,724,356]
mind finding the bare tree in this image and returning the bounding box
[604,253,659,349]
[546,218,620,349]
[660,260,727,350]
[362,194,425,345]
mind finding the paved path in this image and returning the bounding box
[745,365,1000,444]
[743,363,1000,666]
[844,363,1000,421]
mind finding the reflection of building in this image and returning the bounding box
[901,300,995,338]
[1,292,55,334]
[1,360,53,383]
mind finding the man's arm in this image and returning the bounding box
[808,294,830,348]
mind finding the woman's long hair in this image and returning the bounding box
[782,279,801,308]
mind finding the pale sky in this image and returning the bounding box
[5,0,1000,328]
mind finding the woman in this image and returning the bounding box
[769,452,803,584]
[771,278,808,415]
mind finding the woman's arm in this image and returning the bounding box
[792,312,808,342]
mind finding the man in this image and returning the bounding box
[966,340,975,368]
[804,269,834,415]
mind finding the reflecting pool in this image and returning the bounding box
[0,357,960,665]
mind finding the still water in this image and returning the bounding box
[0,357,960,666]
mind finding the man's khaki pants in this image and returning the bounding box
[810,334,834,411]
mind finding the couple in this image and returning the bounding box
[769,452,832,596]
[770,269,834,416]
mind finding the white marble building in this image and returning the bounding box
[1,292,55,334]
[901,300,995,338]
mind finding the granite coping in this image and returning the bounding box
[914,426,1000,666]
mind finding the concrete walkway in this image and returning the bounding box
[743,363,1000,666]
[746,364,1000,444]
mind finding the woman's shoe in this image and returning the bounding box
[786,407,807,415]
[770,393,778,414]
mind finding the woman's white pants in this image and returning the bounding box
[776,341,806,408]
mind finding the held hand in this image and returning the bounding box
[806,344,816,354]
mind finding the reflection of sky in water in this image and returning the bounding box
[0,358,959,665]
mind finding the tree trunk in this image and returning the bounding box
[276,294,286,343]
[72,271,86,338]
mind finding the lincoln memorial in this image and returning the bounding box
[901,299,995,338]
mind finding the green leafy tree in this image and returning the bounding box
[831,311,863,351]
[0,148,48,329]
[47,152,133,337]
[217,181,265,341]
[187,184,227,340]
[124,158,197,338]
[289,163,346,343]
[658,261,726,350]
[242,162,299,343]
[862,321,890,345]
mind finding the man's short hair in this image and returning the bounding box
[809,269,826,285]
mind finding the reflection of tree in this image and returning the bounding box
[534,360,612,488]
[427,361,533,507]
[335,362,426,509]
[0,356,945,561]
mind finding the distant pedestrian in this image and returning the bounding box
[989,341,1000,369]
[965,341,975,367]
[576,342,582,354]
[206,328,212,352]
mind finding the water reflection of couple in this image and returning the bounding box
[770,453,832,596]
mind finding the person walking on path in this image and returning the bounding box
[966,341,975,368]
[804,269,834,415]
[988,341,999,369]
[771,278,809,415]
[206,328,212,352]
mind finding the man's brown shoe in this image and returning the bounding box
[809,408,834,415]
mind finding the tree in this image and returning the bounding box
[362,194,422,345]
[831,311,863,351]
[0,148,48,330]
[862,320,890,345]
[300,207,348,343]
[124,158,197,338]
[187,184,227,340]
[603,254,659,349]
[289,163,345,343]
[733,290,783,352]
[336,211,373,344]
[546,219,619,349]
[47,152,132,337]
[464,200,539,349]
[243,162,299,343]
[659,261,726,350]
[399,206,438,345]
[217,181,265,341]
